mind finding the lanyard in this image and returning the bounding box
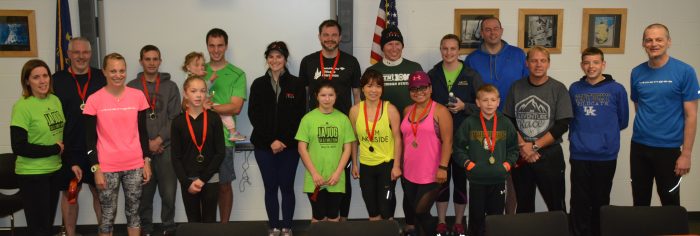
[363,100,382,146]
[69,68,91,104]
[141,74,160,113]
[185,110,208,156]
[479,112,498,154]
[410,101,433,142]
[319,52,340,80]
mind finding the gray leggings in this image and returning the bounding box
[98,168,143,233]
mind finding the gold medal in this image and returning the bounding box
[412,140,418,148]
[149,112,157,120]
[369,146,374,152]
[80,102,86,110]
[196,153,204,163]
[489,156,496,164]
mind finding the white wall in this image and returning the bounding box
[1,0,699,227]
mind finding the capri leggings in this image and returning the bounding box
[98,168,143,233]
[359,160,396,219]
[436,159,468,204]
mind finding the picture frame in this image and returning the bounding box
[0,10,38,57]
[454,8,499,55]
[518,9,563,53]
[581,8,627,54]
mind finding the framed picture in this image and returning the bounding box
[0,10,37,57]
[518,9,563,53]
[581,8,627,54]
[454,9,499,55]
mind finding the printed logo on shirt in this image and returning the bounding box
[317,122,339,146]
[457,81,469,86]
[574,93,610,107]
[639,80,673,85]
[286,92,295,99]
[469,131,507,141]
[514,95,550,138]
[360,130,391,143]
[583,106,597,116]
[44,108,64,135]
[313,67,345,80]
[383,73,410,87]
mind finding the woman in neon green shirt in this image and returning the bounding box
[10,59,65,236]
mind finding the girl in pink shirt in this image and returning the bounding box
[399,71,453,236]
[84,53,152,236]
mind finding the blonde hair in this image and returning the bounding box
[181,75,207,112]
[182,52,205,73]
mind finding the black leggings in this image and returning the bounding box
[436,160,468,204]
[18,171,61,236]
[340,164,352,217]
[402,178,440,235]
[359,161,396,219]
[181,182,219,223]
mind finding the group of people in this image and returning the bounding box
[8,16,698,236]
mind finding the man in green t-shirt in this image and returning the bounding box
[204,28,247,224]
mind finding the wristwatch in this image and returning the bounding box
[90,164,100,173]
[532,142,541,152]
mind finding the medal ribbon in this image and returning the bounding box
[363,100,382,146]
[141,74,160,114]
[410,100,433,140]
[69,68,91,104]
[479,112,498,154]
[319,52,340,81]
[185,110,208,156]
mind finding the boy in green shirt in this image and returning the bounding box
[453,84,518,236]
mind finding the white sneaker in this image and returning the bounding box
[281,228,293,236]
[268,228,281,236]
[229,131,247,141]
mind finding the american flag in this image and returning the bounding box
[370,0,398,65]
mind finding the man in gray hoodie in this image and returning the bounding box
[127,45,181,236]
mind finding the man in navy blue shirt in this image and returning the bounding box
[630,23,699,206]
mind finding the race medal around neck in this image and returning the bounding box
[364,100,382,153]
[141,75,160,120]
[410,101,432,149]
[480,112,498,165]
[69,68,91,111]
[186,110,208,164]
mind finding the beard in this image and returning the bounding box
[322,40,339,51]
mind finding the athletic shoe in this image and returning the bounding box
[268,228,281,236]
[436,222,448,236]
[229,131,247,141]
[281,228,293,236]
[452,223,466,236]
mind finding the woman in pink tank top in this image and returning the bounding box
[399,71,453,235]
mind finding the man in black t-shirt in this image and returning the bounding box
[298,19,361,115]
[52,37,107,236]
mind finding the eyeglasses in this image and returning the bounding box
[409,86,429,93]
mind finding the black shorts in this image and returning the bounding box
[59,156,95,190]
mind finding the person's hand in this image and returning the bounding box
[327,171,342,186]
[526,152,541,163]
[436,168,447,183]
[270,140,287,154]
[675,152,691,176]
[312,172,325,187]
[188,179,204,194]
[57,141,65,155]
[203,99,213,110]
[142,161,152,184]
[351,164,360,179]
[148,138,162,153]
[209,71,218,83]
[71,165,83,181]
[391,166,402,181]
[448,97,465,114]
[94,169,106,190]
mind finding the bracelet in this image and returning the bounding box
[438,165,449,171]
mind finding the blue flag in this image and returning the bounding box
[55,0,72,71]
